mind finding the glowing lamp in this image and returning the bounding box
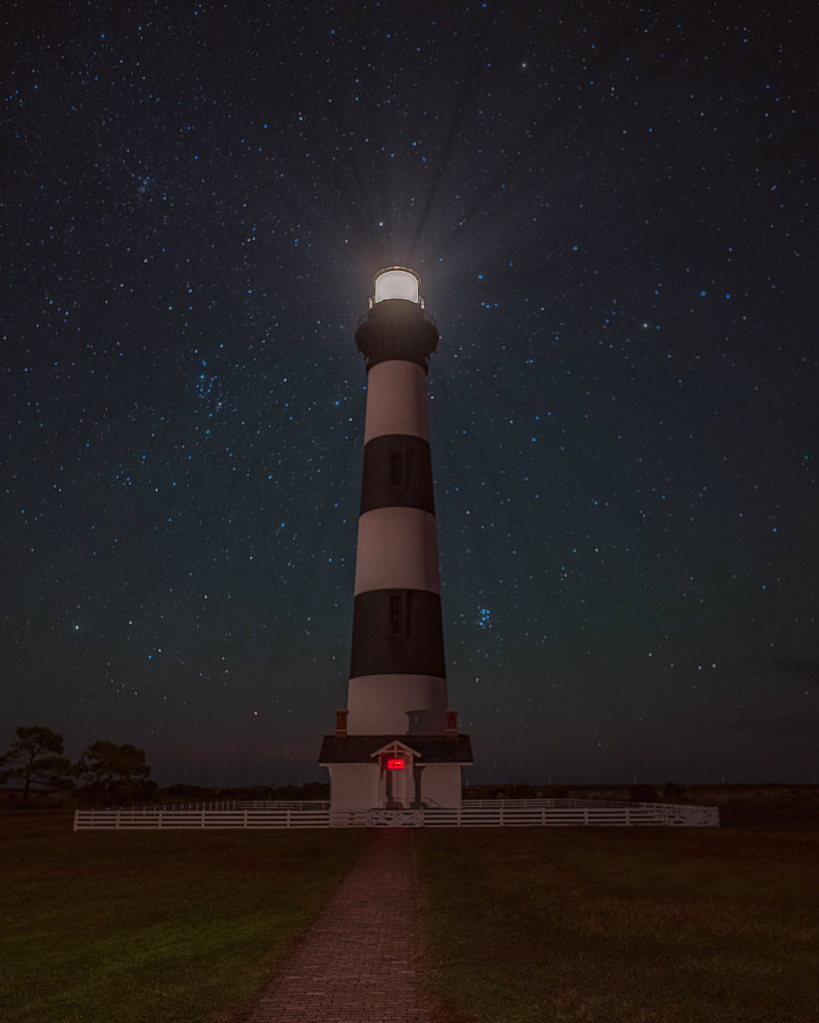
[387,758,406,770]
[373,267,420,305]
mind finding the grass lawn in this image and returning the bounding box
[0,810,370,1023]
[413,822,819,1023]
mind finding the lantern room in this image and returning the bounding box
[370,266,423,307]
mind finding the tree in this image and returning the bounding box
[0,725,74,806]
[664,782,687,803]
[74,740,156,805]
[629,783,660,803]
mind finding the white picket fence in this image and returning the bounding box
[134,801,332,811]
[74,806,332,830]
[73,798,719,830]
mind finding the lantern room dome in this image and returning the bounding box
[373,267,421,304]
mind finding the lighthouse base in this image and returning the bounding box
[319,733,472,811]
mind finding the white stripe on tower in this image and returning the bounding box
[363,360,430,444]
[354,505,440,595]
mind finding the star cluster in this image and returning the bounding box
[2,1,816,785]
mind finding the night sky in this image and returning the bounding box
[3,1,816,788]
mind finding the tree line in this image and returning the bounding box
[0,725,154,806]
[0,727,333,808]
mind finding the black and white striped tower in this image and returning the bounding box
[319,268,472,812]
[347,267,448,736]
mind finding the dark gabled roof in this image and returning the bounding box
[318,734,473,765]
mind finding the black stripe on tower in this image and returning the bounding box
[350,589,446,678]
[360,434,434,515]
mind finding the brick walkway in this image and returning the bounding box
[249,827,430,1023]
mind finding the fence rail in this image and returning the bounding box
[74,799,719,830]
[112,801,332,811]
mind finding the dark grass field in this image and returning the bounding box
[3,793,819,1022]
[413,818,819,1023]
[0,810,370,1023]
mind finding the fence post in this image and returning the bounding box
[243,809,248,829]
[115,810,120,832]
[584,805,589,826]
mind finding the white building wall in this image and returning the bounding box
[326,760,464,810]
[326,764,379,810]
[420,764,462,808]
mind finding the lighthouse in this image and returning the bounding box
[319,268,473,812]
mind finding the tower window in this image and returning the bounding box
[390,595,402,634]
[390,448,413,489]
